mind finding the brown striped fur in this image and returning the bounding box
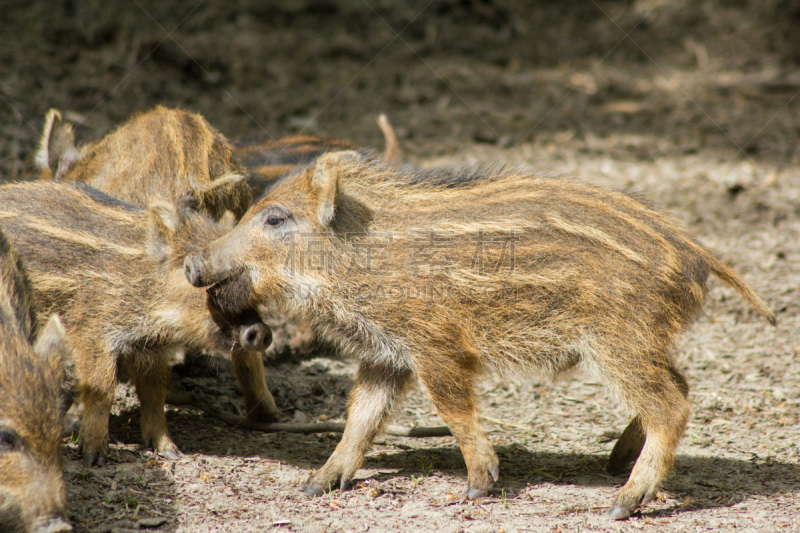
[185,151,774,519]
[0,182,278,467]
[0,228,72,533]
[36,107,251,221]
[231,134,356,199]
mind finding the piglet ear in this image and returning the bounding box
[147,201,182,259]
[33,315,72,393]
[33,314,68,362]
[311,151,358,226]
[34,314,77,412]
[36,109,82,180]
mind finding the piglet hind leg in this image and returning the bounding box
[78,388,114,467]
[606,365,690,520]
[302,362,412,496]
[415,350,498,499]
[607,415,646,476]
[76,341,117,466]
[231,348,281,423]
[133,354,181,459]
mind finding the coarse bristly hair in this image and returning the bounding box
[186,150,775,519]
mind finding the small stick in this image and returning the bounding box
[377,114,400,162]
[167,390,452,438]
[481,415,531,431]
[530,469,561,481]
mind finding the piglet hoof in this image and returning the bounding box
[302,484,326,497]
[490,464,500,482]
[606,505,633,520]
[245,402,281,424]
[459,488,487,500]
[301,479,325,496]
[302,472,345,496]
[161,449,182,461]
[82,453,106,467]
[78,442,107,467]
[142,431,181,459]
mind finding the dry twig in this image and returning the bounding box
[166,390,452,438]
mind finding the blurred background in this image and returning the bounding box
[2,0,799,179]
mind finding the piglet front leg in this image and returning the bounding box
[303,362,412,495]
[231,347,281,423]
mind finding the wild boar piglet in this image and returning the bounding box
[184,152,774,519]
[0,228,73,533]
[37,106,251,221]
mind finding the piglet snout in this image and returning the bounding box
[239,322,272,351]
[184,252,204,287]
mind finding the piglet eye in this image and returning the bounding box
[265,216,284,227]
[0,428,20,452]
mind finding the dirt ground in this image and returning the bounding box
[2,0,800,531]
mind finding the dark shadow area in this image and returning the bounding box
[68,401,800,530]
[2,0,800,182]
[356,446,799,517]
[101,356,797,516]
[169,353,354,421]
[130,406,799,519]
[61,354,352,532]
[63,442,178,532]
[72,350,798,529]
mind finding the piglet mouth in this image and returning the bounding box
[205,269,252,315]
[205,276,231,293]
[205,274,272,352]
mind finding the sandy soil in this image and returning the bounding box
[1,1,799,531]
